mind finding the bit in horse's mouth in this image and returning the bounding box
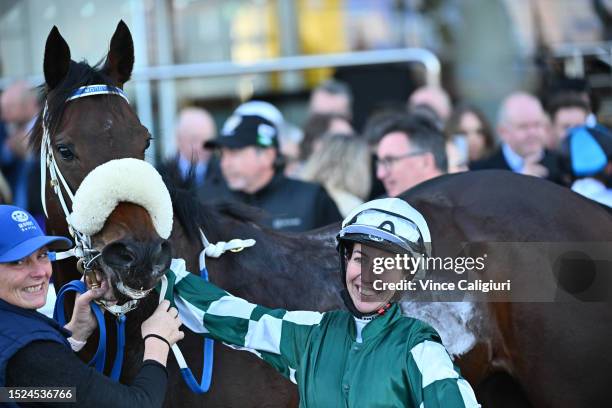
[116,281,154,299]
[94,265,156,304]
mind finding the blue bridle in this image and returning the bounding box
[53,280,126,381]
[53,268,214,391]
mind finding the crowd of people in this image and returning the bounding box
[1,76,611,230]
[151,78,612,234]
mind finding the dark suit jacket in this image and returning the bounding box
[158,155,224,188]
[469,148,566,185]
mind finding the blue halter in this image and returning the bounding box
[53,268,214,390]
[54,280,126,381]
[66,85,129,104]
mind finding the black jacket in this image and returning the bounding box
[0,299,167,407]
[469,148,566,185]
[200,173,342,232]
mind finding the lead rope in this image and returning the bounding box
[158,229,255,393]
[54,280,126,381]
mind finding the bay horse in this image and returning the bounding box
[34,22,326,407]
[36,21,612,407]
[400,172,612,407]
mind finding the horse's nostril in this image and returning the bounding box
[102,242,138,269]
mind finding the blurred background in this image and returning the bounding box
[1,0,610,160]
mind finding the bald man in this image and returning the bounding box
[160,107,217,187]
[408,86,452,124]
[470,92,564,184]
[1,81,39,160]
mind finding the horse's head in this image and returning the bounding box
[70,159,173,306]
[92,202,172,304]
[32,22,162,309]
[33,21,150,198]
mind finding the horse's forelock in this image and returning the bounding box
[29,59,117,152]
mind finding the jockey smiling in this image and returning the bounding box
[164,197,480,407]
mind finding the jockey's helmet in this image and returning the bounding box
[335,198,429,316]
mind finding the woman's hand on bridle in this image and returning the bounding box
[63,282,107,341]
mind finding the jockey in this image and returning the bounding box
[165,197,480,407]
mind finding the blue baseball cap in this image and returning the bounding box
[0,205,72,263]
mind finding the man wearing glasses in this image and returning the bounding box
[375,114,448,197]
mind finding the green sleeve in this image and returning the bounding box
[159,264,325,381]
[405,331,480,408]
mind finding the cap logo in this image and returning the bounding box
[11,210,36,232]
[257,123,276,146]
[221,115,242,137]
[11,210,29,223]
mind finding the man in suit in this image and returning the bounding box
[159,107,221,190]
[0,81,42,214]
[470,92,564,184]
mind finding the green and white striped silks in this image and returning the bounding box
[158,259,480,408]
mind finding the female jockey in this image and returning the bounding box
[166,197,480,407]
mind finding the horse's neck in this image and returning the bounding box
[169,214,202,273]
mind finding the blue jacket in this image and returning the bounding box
[0,298,71,387]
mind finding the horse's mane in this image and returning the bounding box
[29,59,116,152]
[158,164,264,242]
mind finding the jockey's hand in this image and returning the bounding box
[63,282,107,342]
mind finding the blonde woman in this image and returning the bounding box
[301,134,371,217]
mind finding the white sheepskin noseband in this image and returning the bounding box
[70,158,173,239]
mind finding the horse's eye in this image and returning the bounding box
[145,136,153,150]
[56,145,75,161]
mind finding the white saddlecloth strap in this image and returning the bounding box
[198,228,255,270]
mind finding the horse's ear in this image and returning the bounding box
[104,20,134,87]
[43,26,71,90]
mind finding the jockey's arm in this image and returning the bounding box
[160,265,324,380]
[406,339,480,408]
